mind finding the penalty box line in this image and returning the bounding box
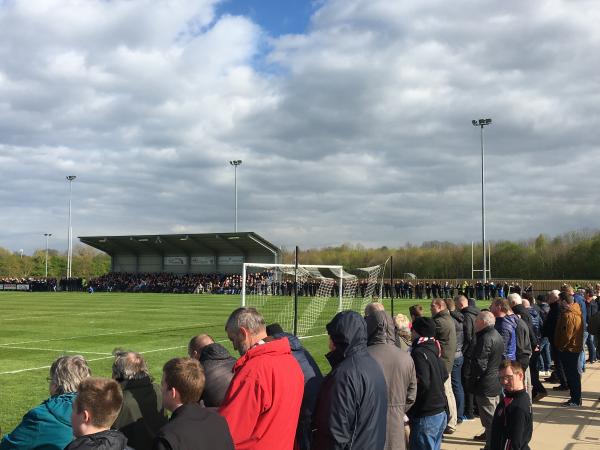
[0,338,231,376]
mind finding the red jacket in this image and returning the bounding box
[218,338,304,450]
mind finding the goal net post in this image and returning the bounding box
[241,262,384,338]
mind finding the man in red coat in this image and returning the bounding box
[219,307,304,450]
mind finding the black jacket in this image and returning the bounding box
[273,332,323,450]
[461,305,480,360]
[490,390,532,450]
[450,310,464,357]
[409,338,448,419]
[542,302,560,341]
[513,305,538,350]
[468,325,504,397]
[65,430,131,450]
[152,403,234,450]
[112,377,168,450]
[312,311,387,450]
[198,343,236,407]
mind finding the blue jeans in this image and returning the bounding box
[409,411,447,450]
[451,355,465,419]
[539,337,551,371]
[586,332,597,362]
[580,331,588,371]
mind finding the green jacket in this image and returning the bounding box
[112,378,167,450]
[0,393,76,450]
[433,309,457,373]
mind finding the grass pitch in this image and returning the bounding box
[0,292,434,433]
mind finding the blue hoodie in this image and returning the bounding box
[494,315,517,361]
[0,392,76,450]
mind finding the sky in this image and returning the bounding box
[0,0,599,254]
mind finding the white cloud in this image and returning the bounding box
[0,0,599,255]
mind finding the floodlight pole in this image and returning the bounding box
[229,160,242,233]
[472,119,492,283]
[66,175,76,279]
[44,233,52,277]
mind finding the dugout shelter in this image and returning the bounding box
[79,232,280,274]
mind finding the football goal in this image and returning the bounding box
[242,262,384,338]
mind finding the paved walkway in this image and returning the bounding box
[442,362,600,449]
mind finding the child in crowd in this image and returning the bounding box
[67,377,131,450]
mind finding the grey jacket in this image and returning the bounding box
[433,309,457,373]
[366,311,417,450]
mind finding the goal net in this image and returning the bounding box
[242,263,384,338]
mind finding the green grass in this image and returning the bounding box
[0,292,435,433]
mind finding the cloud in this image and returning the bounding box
[0,0,599,256]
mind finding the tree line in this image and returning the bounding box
[0,245,110,281]
[2,229,599,281]
[283,230,600,280]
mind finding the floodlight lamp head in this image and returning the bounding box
[485,118,492,124]
[229,160,242,166]
[472,120,478,126]
[66,175,76,181]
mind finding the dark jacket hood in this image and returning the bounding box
[65,430,129,450]
[365,310,396,346]
[462,305,480,317]
[272,331,303,351]
[326,311,367,366]
[450,310,464,323]
[200,343,234,362]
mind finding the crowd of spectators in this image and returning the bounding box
[0,277,58,291]
[2,284,599,450]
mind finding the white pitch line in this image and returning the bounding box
[2,346,112,356]
[0,339,232,376]
[0,322,213,347]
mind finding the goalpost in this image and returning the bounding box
[242,262,384,338]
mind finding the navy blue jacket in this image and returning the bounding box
[312,311,387,450]
[495,315,517,361]
[273,333,323,450]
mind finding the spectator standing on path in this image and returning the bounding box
[0,355,91,450]
[430,298,458,434]
[455,295,480,420]
[188,334,236,407]
[555,292,584,407]
[564,285,587,373]
[490,361,533,450]
[445,298,465,424]
[154,358,234,450]
[366,310,417,450]
[111,351,167,449]
[219,307,304,450]
[490,298,517,361]
[523,298,548,401]
[507,295,534,399]
[543,290,569,389]
[583,288,598,363]
[312,311,387,450]
[265,323,323,450]
[408,317,448,450]
[467,311,504,450]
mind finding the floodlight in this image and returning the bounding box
[472,120,478,126]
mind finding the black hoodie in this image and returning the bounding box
[312,311,388,450]
[409,338,448,418]
[198,343,236,407]
[461,305,481,359]
[65,430,131,450]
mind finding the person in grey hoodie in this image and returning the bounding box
[366,311,417,450]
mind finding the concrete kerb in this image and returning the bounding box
[441,363,600,449]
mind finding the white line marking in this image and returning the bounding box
[0,322,213,347]
[2,346,112,355]
[0,339,232,376]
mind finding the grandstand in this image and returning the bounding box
[79,232,280,274]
